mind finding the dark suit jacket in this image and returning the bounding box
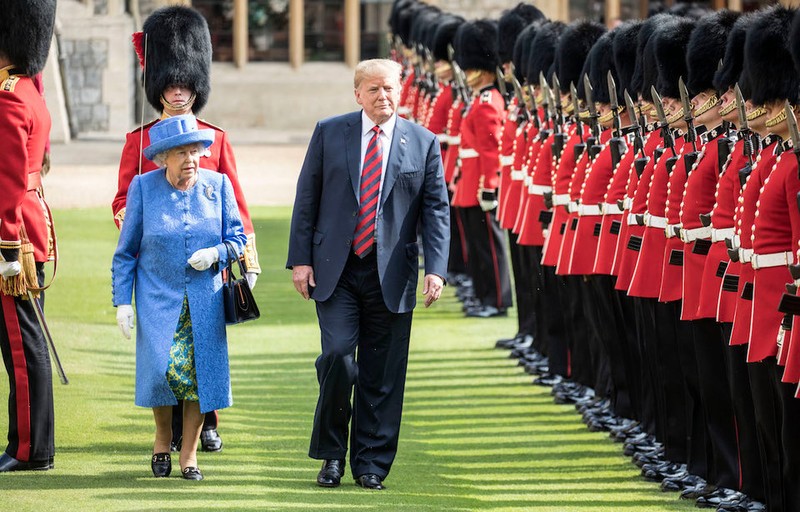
[287,111,450,314]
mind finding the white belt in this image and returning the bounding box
[739,248,753,263]
[450,135,461,145]
[680,226,712,243]
[578,204,602,216]
[500,155,514,166]
[510,169,525,181]
[751,251,793,270]
[731,234,741,249]
[568,201,579,213]
[529,184,552,195]
[523,175,532,187]
[602,202,624,215]
[665,223,682,239]
[644,213,667,229]
[623,197,633,210]
[711,227,735,243]
[459,148,478,159]
[553,193,571,206]
[437,133,450,144]
[627,213,639,226]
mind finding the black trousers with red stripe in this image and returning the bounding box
[447,196,468,277]
[0,264,54,462]
[460,206,512,309]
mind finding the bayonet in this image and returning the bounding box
[624,90,644,157]
[527,83,540,129]
[734,84,755,167]
[496,66,509,103]
[679,76,697,152]
[571,82,584,142]
[583,74,600,141]
[651,86,676,156]
[785,101,800,176]
[552,74,564,127]
[607,71,622,137]
[511,75,528,119]
[539,72,552,128]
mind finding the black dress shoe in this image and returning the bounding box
[181,466,203,481]
[151,452,172,477]
[495,333,523,349]
[200,428,223,452]
[317,459,345,487]
[465,305,507,318]
[695,488,743,509]
[0,452,49,472]
[533,373,563,387]
[717,496,766,512]
[680,483,717,500]
[355,473,384,490]
[661,473,704,492]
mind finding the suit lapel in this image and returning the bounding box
[345,114,362,200]
[380,118,408,210]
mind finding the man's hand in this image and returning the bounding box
[0,261,21,279]
[292,265,316,300]
[422,274,444,308]
[116,305,134,340]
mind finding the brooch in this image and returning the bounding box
[205,185,214,199]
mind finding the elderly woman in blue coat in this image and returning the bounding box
[112,114,247,481]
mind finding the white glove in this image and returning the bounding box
[478,188,498,212]
[0,261,21,278]
[245,272,258,290]
[116,305,134,340]
[188,248,219,271]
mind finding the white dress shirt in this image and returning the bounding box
[358,111,397,204]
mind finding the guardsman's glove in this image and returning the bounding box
[188,248,220,271]
[116,305,134,340]
[478,188,498,212]
[0,261,21,279]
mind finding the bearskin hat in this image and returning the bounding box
[556,20,606,94]
[686,10,739,96]
[140,6,213,113]
[498,3,546,63]
[582,31,618,104]
[0,0,56,76]
[389,0,416,36]
[526,21,565,86]
[396,1,426,46]
[455,19,499,73]
[512,22,541,82]
[409,5,441,49]
[654,17,696,99]
[790,9,800,78]
[745,6,798,105]
[613,20,642,98]
[631,14,673,99]
[713,12,755,92]
[432,15,464,61]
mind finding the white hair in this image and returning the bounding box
[354,59,403,89]
[152,142,207,167]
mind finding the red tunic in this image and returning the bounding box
[497,98,519,225]
[556,147,591,275]
[512,131,544,235]
[594,137,635,275]
[518,129,557,247]
[541,129,581,264]
[658,138,692,303]
[500,120,535,230]
[398,71,416,119]
[0,71,53,264]
[443,99,465,184]
[426,83,452,179]
[451,87,504,209]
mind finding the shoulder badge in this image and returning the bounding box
[1,76,20,93]
[480,90,492,104]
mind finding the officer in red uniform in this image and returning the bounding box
[113,6,261,453]
[451,19,512,318]
[0,0,57,472]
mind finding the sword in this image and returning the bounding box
[679,76,697,152]
[27,290,68,385]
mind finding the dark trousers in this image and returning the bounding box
[559,275,592,387]
[722,329,765,502]
[461,206,512,309]
[171,407,218,444]
[633,298,659,438]
[775,364,800,512]
[447,198,468,276]
[540,265,568,376]
[581,277,612,399]
[507,232,537,338]
[749,358,785,511]
[690,318,738,489]
[616,291,642,421]
[309,250,413,479]
[0,264,54,462]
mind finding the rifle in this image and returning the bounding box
[539,72,552,131]
[527,83,541,130]
[625,90,645,157]
[551,75,566,160]
[424,48,439,97]
[511,75,529,122]
[734,84,757,187]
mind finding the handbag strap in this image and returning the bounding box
[223,241,248,281]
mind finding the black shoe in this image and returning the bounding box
[0,452,50,472]
[716,496,766,512]
[695,488,743,509]
[355,473,384,490]
[181,466,203,481]
[495,333,524,349]
[661,473,704,493]
[465,305,507,318]
[533,373,563,387]
[317,459,345,487]
[151,452,172,477]
[200,428,223,452]
[641,462,685,482]
[680,483,717,500]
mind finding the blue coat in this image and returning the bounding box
[286,112,450,313]
[112,169,247,413]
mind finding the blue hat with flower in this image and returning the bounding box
[143,114,215,161]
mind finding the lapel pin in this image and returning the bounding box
[400,137,407,145]
[205,185,214,199]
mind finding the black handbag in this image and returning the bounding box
[222,241,260,325]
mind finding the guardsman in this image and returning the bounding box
[494,3,544,350]
[745,7,800,512]
[451,19,512,318]
[113,6,261,453]
[0,0,57,472]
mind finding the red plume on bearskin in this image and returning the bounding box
[132,31,145,70]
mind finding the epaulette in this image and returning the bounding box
[129,119,158,134]
[198,118,226,132]
[0,76,20,93]
[480,90,492,104]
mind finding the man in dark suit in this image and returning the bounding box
[287,58,449,490]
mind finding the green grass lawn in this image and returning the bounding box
[0,207,695,511]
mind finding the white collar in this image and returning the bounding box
[361,111,397,140]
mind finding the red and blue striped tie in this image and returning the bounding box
[354,125,383,257]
